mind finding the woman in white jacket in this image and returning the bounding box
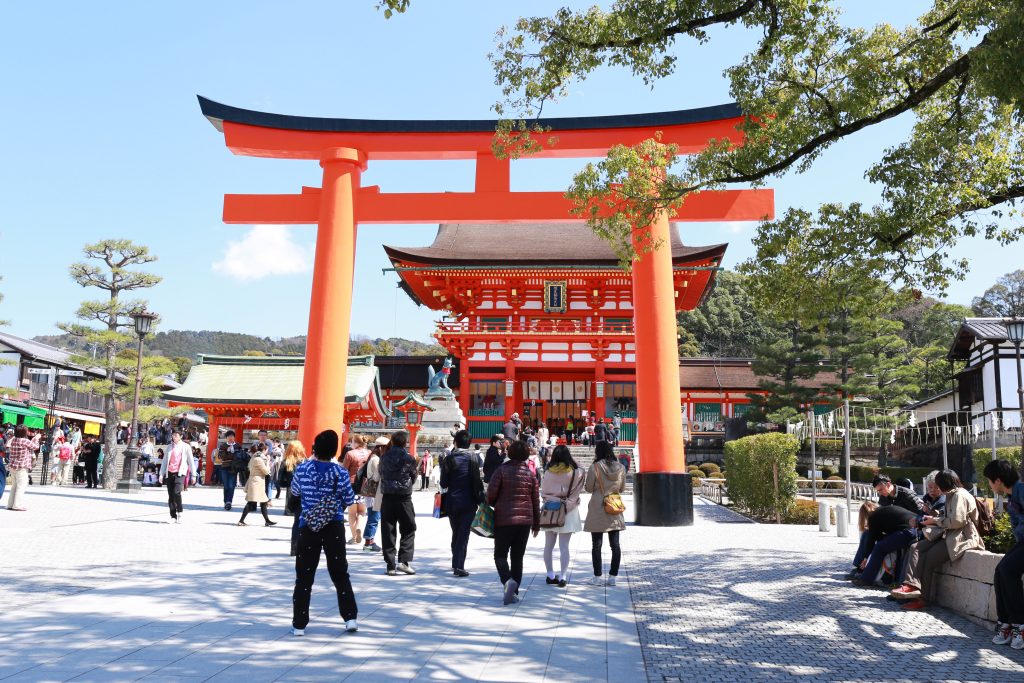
[540,445,586,587]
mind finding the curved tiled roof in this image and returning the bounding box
[383,223,727,267]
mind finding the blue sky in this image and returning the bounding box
[0,1,1015,344]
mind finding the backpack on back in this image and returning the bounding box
[973,494,994,536]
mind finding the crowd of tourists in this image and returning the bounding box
[845,462,1024,651]
[204,426,626,635]
[0,419,107,509]
[499,411,623,450]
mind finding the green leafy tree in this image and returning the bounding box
[748,318,826,423]
[378,1,1024,292]
[60,240,161,489]
[972,269,1024,317]
[849,317,919,410]
[892,298,971,399]
[678,270,780,357]
[170,357,194,384]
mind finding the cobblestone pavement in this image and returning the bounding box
[2,485,1022,682]
[0,484,642,682]
[624,498,1024,683]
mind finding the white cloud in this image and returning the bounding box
[212,226,313,281]
[721,221,750,234]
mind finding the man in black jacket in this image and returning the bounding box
[379,430,419,576]
[483,434,504,483]
[440,430,484,577]
[873,475,925,514]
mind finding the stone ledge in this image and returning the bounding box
[933,549,1006,627]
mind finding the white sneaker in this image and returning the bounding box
[994,622,1012,645]
[345,619,358,633]
[592,576,604,586]
[290,627,304,636]
[165,518,175,524]
[174,517,182,524]
[607,575,617,587]
[1012,628,1024,650]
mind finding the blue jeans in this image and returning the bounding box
[0,462,7,500]
[221,469,238,505]
[853,531,872,567]
[364,508,381,542]
[861,528,917,585]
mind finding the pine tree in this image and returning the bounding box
[748,319,826,424]
[59,240,161,489]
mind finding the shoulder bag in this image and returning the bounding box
[539,469,576,529]
[597,465,626,515]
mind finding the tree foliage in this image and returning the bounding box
[476,1,1023,291]
[972,269,1024,317]
[724,432,800,521]
[677,270,781,357]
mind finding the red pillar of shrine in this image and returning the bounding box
[298,147,366,451]
[632,210,692,526]
[457,356,471,423]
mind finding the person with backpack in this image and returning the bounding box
[890,469,986,610]
[360,436,389,553]
[440,430,484,577]
[289,429,358,636]
[983,459,1024,649]
[341,435,371,544]
[378,430,419,576]
[585,441,626,586]
[540,445,585,587]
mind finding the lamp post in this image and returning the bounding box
[393,391,434,457]
[117,310,156,494]
[1006,318,1024,473]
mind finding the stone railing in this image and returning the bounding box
[933,549,1006,628]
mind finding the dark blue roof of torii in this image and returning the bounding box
[197,96,743,134]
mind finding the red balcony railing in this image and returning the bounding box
[436,320,634,336]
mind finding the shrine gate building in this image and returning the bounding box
[385,222,726,443]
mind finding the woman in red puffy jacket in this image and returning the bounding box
[486,440,540,605]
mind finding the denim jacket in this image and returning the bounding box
[1008,481,1024,543]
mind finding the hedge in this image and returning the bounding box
[724,433,799,522]
[850,465,877,483]
[973,447,1023,495]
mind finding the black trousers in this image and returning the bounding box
[494,525,531,589]
[165,473,183,518]
[381,494,416,570]
[240,501,271,523]
[448,508,475,571]
[996,541,1024,624]
[592,530,621,576]
[85,458,99,488]
[292,521,358,628]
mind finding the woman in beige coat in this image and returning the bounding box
[890,469,984,609]
[541,445,586,587]
[238,445,277,527]
[584,441,626,586]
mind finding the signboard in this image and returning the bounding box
[543,280,567,313]
[58,370,84,377]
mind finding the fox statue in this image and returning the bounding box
[426,357,454,396]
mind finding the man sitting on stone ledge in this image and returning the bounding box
[848,475,925,580]
[890,469,985,610]
[983,459,1024,650]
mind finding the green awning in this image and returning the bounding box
[2,403,47,429]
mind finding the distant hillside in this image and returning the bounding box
[33,330,447,377]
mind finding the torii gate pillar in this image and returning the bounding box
[298,147,366,449]
[632,209,692,526]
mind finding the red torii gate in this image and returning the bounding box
[198,97,773,525]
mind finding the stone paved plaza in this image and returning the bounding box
[1,484,1023,682]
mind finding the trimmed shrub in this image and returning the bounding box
[988,512,1016,554]
[691,475,703,487]
[820,466,835,479]
[699,462,721,476]
[724,433,800,521]
[782,498,835,525]
[826,475,845,489]
[974,447,1022,495]
[850,465,878,483]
